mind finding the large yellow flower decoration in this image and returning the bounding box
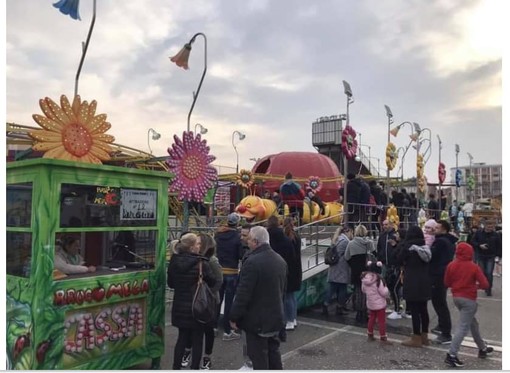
[416,154,424,178]
[29,94,115,164]
[385,142,397,171]
[386,204,400,231]
[236,169,255,189]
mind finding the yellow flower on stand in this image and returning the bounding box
[385,142,397,171]
[386,204,400,230]
[236,169,255,189]
[29,94,115,164]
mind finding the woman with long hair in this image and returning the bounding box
[283,217,303,328]
[397,226,432,348]
[167,233,217,369]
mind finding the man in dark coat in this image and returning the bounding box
[376,219,400,317]
[230,226,287,370]
[345,174,362,229]
[427,194,440,221]
[215,213,244,340]
[471,222,500,296]
[429,220,457,344]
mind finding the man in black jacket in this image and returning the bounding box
[472,222,500,296]
[215,213,244,340]
[429,220,457,344]
[230,226,287,370]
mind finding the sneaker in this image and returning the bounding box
[200,356,211,370]
[430,326,442,335]
[222,331,241,341]
[478,346,494,359]
[445,353,465,367]
[400,312,412,319]
[239,362,254,370]
[387,311,402,320]
[434,335,452,345]
[293,319,298,327]
[181,350,191,367]
[285,321,295,331]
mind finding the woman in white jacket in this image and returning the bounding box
[54,236,96,274]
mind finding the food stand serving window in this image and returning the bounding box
[6,159,170,370]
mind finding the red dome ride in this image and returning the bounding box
[252,152,341,202]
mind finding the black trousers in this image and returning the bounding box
[173,327,204,370]
[407,300,429,335]
[245,332,283,370]
[431,276,452,337]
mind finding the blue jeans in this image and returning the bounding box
[448,298,487,356]
[323,282,348,307]
[284,292,297,323]
[478,256,495,291]
[219,274,238,334]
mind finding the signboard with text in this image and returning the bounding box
[120,189,157,220]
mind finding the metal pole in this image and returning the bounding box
[416,135,420,209]
[186,33,208,132]
[343,94,349,209]
[74,0,97,97]
[437,135,442,211]
[455,144,460,202]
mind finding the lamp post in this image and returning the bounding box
[390,120,416,193]
[455,144,460,201]
[437,135,443,211]
[342,80,354,208]
[413,123,432,209]
[147,128,161,155]
[194,123,208,135]
[384,104,394,202]
[467,152,474,202]
[169,32,208,132]
[169,32,208,234]
[232,130,246,173]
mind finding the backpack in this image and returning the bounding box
[324,241,340,265]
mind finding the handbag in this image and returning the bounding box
[192,260,217,324]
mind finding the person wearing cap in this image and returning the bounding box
[279,172,305,223]
[443,242,493,367]
[215,212,244,341]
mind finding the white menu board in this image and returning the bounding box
[120,189,157,220]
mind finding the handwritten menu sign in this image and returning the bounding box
[120,189,157,220]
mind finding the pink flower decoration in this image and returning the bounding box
[166,131,218,202]
[306,176,322,192]
[341,125,358,159]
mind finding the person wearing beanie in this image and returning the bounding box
[361,260,392,344]
[443,242,493,368]
[215,213,244,341]
[423,219,437,247]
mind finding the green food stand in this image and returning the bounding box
[6,158,170,370]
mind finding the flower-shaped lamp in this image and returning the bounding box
[169,43,192,70]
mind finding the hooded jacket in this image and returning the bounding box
[345,237,376,285]
[361,272,389,311]
[444,243,489,300]
[429,233,457,279]
[215,226,244,274]
[268,226,302,292]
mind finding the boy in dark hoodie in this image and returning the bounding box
[443,242,493,368]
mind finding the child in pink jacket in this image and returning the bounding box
[361,261,391,343]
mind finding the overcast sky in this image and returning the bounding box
[5,0,504,183]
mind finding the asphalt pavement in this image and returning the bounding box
[135,274,502,370]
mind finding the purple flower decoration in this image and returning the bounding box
[53,0,81,20]
[166,131,218,202]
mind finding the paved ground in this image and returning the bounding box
[135,275,502,370]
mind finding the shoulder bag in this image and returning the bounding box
[192,260,217,324]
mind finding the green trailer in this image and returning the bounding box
[6,158,171,370]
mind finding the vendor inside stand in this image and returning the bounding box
[54,236,96,275]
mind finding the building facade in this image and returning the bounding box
[450,163,502,202]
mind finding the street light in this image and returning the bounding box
[232,130,246,173]
[414,124,432,208]
[455,144,460,201]
[341,80,354,208]
[194,123,208,135]
[147,128,161,154]
[437,134,443,210]
[169,32,208,132]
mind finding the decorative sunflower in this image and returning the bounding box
[236,169,255,189]
[418,175,427,193]
[455,169,462,187]
[29,95,115,164]
[341,125,358,159]
[305,176,322,192]
[166,131,218,202]
[385,142,398,171]
[438,162,446,184]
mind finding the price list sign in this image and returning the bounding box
[120,189,157,220]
